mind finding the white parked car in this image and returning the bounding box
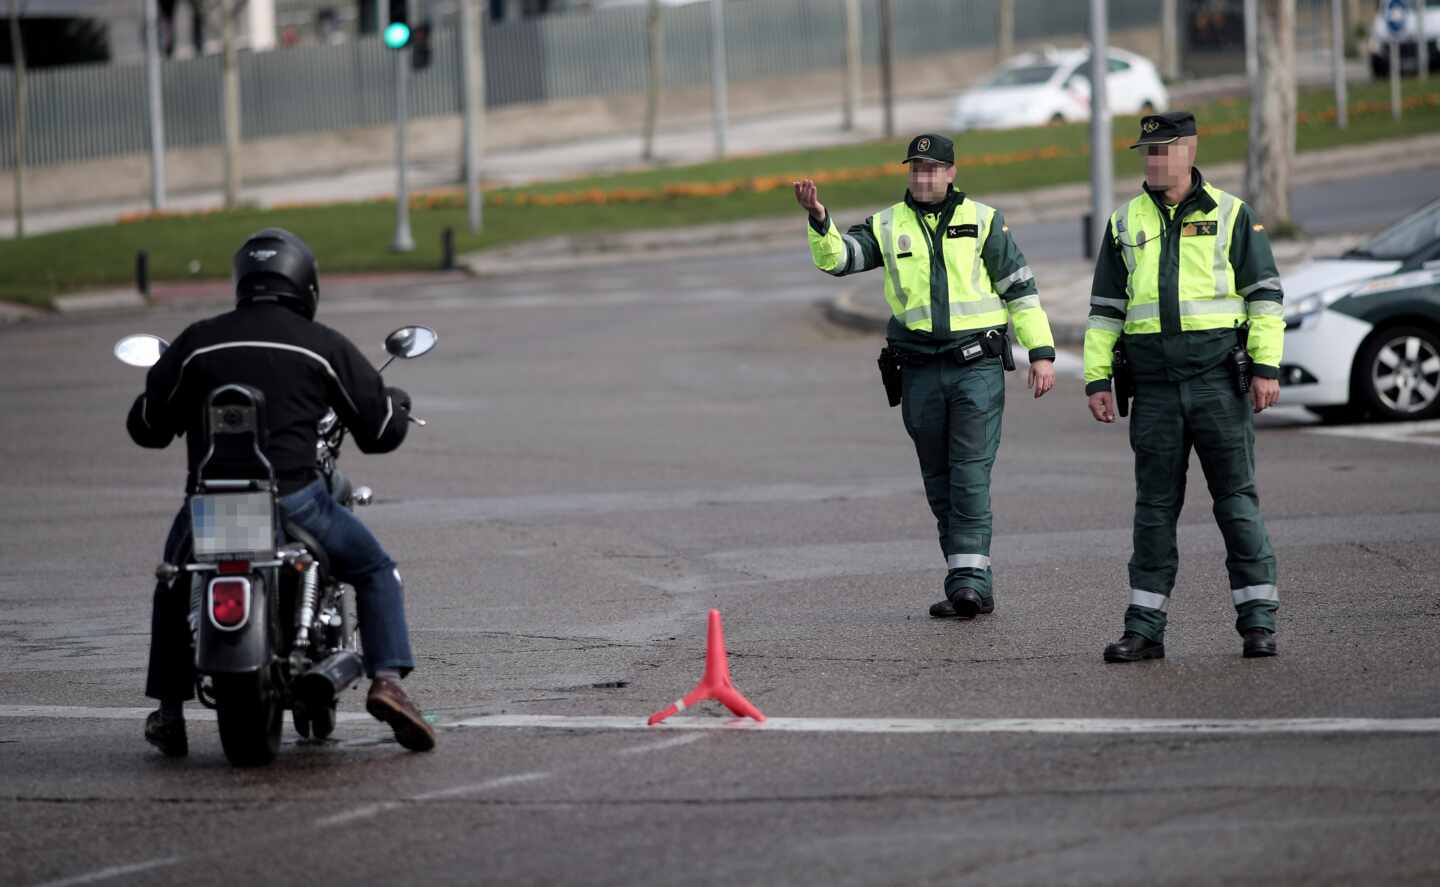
[1367,0,1440,77]
[951,47,1170,132]
[1280,198,1440,422]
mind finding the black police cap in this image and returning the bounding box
[902,133,955,166]
[1130,111,1197,148]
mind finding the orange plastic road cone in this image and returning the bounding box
[647,609,765,725]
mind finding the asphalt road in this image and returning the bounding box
[3,226,1439,886]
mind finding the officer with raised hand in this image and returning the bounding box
[1083,111,1285,662]
[795,133,1056,621]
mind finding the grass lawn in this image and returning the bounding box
[2,79,1437,308]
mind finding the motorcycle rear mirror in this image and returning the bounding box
[114,334,170,368]
[384,326,437,360]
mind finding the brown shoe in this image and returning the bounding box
[366,677,436,752]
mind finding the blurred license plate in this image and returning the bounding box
[190,492,275,558]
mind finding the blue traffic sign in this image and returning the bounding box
[1385,0,1408,36]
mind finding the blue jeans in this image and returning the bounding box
[145,479,415,701]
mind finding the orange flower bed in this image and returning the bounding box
[114,91,1439,225]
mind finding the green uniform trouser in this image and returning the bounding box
[1125,364,1278,640]
[900,355,1005,599]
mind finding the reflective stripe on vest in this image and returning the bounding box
[875,199,1007,334]
[1117,184,1245,335]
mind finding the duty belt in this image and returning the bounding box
[892,330,1014,371]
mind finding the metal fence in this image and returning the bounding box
[0,0,1170,170]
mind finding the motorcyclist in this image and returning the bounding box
[127,227,436,756]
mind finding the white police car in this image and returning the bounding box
[1281,198,1440,421]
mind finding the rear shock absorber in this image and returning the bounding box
[293,557,319,652]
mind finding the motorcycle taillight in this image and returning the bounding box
[209,578,251,629]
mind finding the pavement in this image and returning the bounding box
[4,230,1440,886]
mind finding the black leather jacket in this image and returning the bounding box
[127,301,409,494]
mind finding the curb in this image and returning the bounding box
[0,300,47,325]
[459,218,797,277]
[52,290,147,314]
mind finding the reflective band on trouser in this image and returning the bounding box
[947,554,992,570]
[995,266,1034,294]
[1246,300,1285,318]
[1130,589,1169,611]
[1232,584,1279,605]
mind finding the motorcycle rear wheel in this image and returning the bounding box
[214,673,283,766]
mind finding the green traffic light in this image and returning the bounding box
[383,22,411,49]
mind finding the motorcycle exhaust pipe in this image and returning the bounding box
[297,650,365,707]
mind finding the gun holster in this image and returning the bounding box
[1112,339,1133,419]
[980,329,1016,372]
[877,347,903,408]
[1230,322,1253,396]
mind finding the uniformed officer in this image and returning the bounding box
[795,133,1056,620]
[1083,111,1285,662]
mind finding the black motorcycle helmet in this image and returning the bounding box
[233,227,320,320]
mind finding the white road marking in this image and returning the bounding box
[612,733,707,755]
[411,771,551,801]
[29,857,183,887]
[447,714,1440,735]
[1302,418,1440,447]
[315,771,553,829]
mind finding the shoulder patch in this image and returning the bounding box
[1252,223,1265,232]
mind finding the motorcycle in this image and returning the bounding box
[114,325,436,766]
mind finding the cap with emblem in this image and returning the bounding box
[1130,110,1197,148]
[902,133,955,166]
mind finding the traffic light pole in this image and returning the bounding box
[393,40,415,252]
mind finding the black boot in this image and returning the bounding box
[1103,631,1165,663]
[929,586,994,619]
[144,709,188,757]
[1241,628,1278,658]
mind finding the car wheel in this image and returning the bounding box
[1355,325,1440,421]
[1140,101,1156,115]
[1370,55,1387,79]
[1048,113,1065,126]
